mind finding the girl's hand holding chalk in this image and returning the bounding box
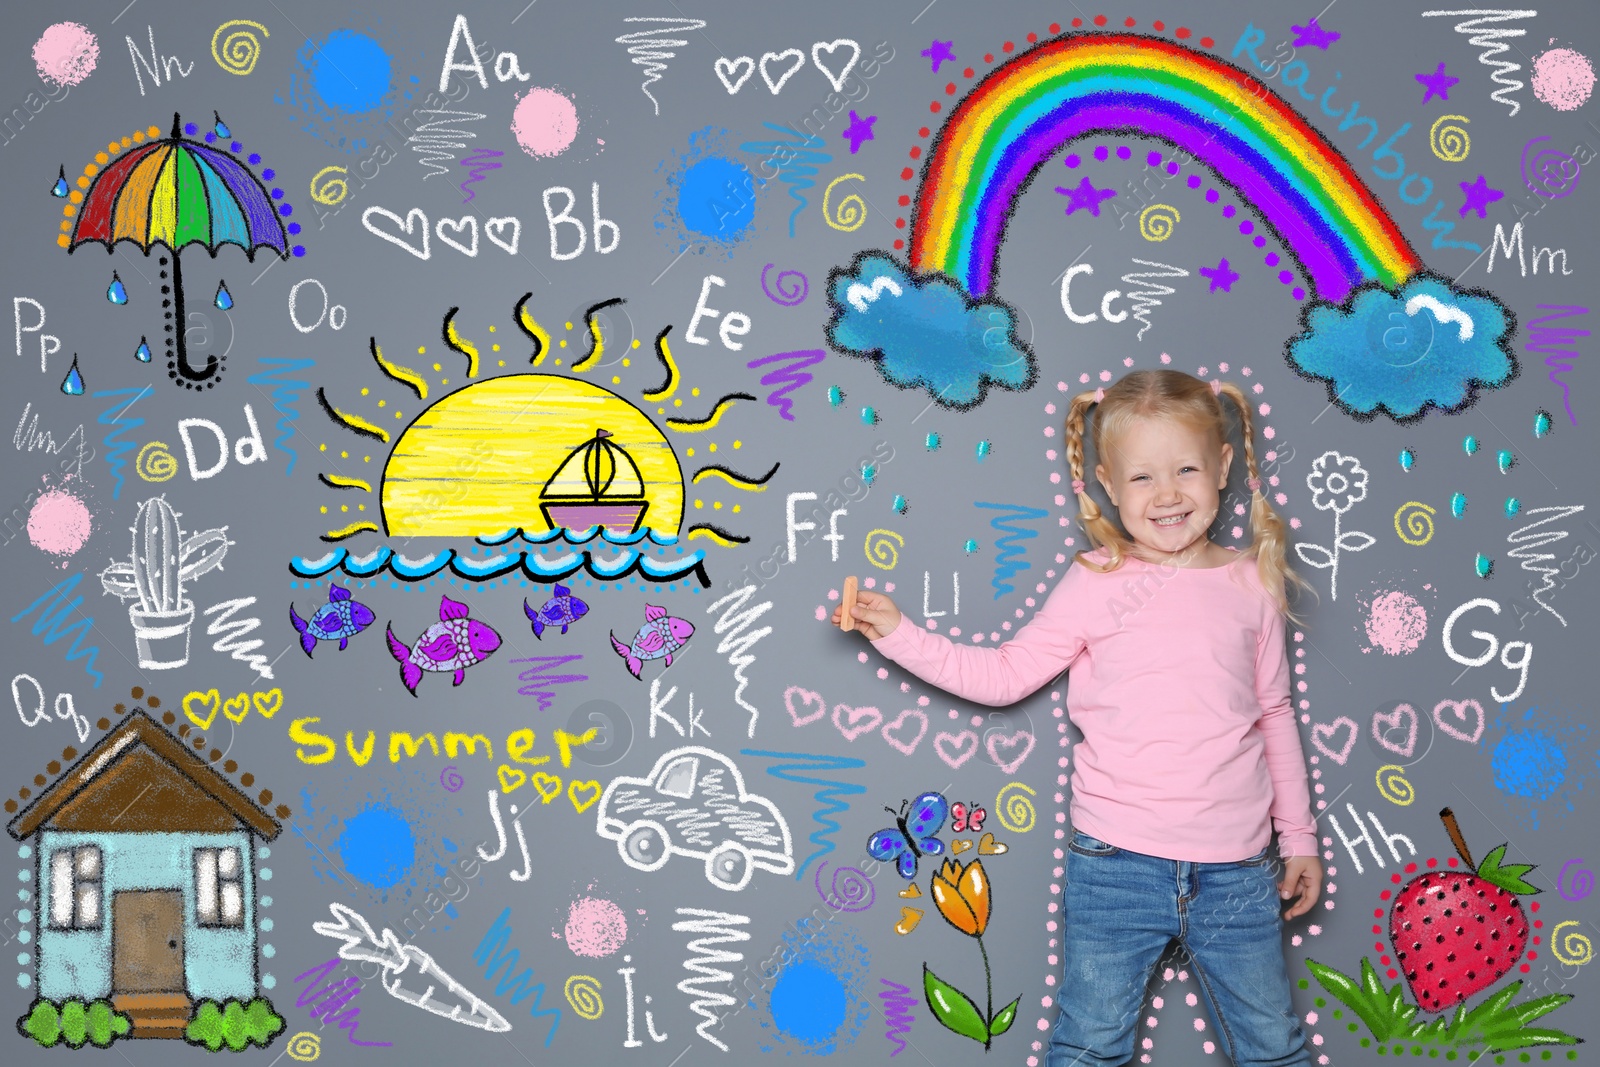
[830,583,903,640]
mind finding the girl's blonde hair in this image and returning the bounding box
[1064,369,1311,618]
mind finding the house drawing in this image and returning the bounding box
[7,710,281,1039]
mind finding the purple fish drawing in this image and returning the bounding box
[609,604,695,679]
[290,584,376,657]
[524,584,588,639]
[385,594,502,696]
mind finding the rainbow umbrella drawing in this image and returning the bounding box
[60,113,293,389]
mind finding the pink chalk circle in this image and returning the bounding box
[564,897,628,958]
[34,22,99,88]
[1532,48,1596,111]
[1364,590,1428,655]
[512,87,579,158]
[27,489,92,557]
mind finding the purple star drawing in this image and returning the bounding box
[1290,18,1341,50]
[922,40,956,73]
[1415,62,1459,104]
[1199,258,1241,293]
[1055,176,1117,217]
[841,111,877,154]
[1458,175,1504,218]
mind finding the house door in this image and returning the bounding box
[112,891,185,994]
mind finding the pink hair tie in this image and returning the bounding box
[1247,477,1262,493]
[1071,479,1086,494]
[1093,387,1104,402]
[1210,378,1223,395]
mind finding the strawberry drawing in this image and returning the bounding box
[1390,808,1539,1013]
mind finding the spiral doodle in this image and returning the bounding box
[1552,921,1594,966]
[1393,501,1436,546]
[1429,115,1471,162]
[1375,764,1415,806]
[564,974,604,1019]
[823,173,868,232]
[1557,858,1594,901]
[995,781,1037,833]
[760,263,810,306]
[135,441,178,482]
[1521,135,1581,200]
[286,1031,321,1062]
[1138,203,1180,241]
[863,528,903,570]
[440,765,464,792]
[309,166,350,207]
[815,861,876,912]
[211,20,269,76]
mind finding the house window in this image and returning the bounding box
[48,846,102,929]
[194,847,244,927]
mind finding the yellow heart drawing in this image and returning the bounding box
[252,688,284,719]
[978,832,1009,855]
[568,780,602,814]
[951,838,973,854]
[898,882,922,899]
[496,765,528,794]
[183,689,221,730]
[894,907,924,935]
[222,692,251,723]
[532,772,563,804]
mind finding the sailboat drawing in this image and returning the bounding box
[540,429,650,533]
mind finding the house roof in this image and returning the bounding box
[6,710,281,841]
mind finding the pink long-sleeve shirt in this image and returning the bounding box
[869,548,1319,862]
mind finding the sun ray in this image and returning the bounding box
[316,387,390,443]
[691,461,780,491]
[514,291,550,366]
[687,523,750,546]
[371,337,427,399]
[442,307,480,378]
[321,521,380,542]
[318,473,372,492]
[666,392,755,433]
[641,325,679,402]
[569,297,625,373]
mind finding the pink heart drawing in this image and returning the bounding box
[984,729,1036,775]
[784,686,826,727]
[832,703,884,742]
[934,730,979,770]
[1370,704,1418,757]
[1310,717,1358,765]
[1432,699,1485,744]
[880,709,928,755]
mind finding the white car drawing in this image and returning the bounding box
[596,746,795,891]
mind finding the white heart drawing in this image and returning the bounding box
[1432,699,1485,744]
[880,709,928,755]
[760,49,806,95]
[1310,717,1359,765]
[811,39,861,93]
[984,729,1036,775]
[832,703,883,743]
[934,729,979,770]
[484,217,521,255]
[435,216,479,257]
[714,55,755,94]
[362,206,430,260]
[784,686,827,727]
[1371,703,1418,757]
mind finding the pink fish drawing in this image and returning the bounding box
[385,594,502,696]
[609,604,695,679]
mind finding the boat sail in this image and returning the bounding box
[539,429,650,533]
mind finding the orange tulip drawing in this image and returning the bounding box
[923,858,1018,1051]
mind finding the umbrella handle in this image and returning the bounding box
[170,252,220,385]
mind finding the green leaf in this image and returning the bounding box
[989,996,1021,1037]
[1506,993,1573,1029]
[1476,844,1540,895]
[924,965,990,1045]
[1306,959,1401,1042]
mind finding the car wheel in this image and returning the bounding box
[705,843,753,891]
[619,822,671,872]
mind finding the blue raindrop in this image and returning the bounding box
[891,494,908,513]
[107,272,127,305]
[1497,449,1514,473]
[976,440,991,460]
[827,385,843,407]
[1463,435,1478,455]
[1398,449,1414,471]
[50,166,67,198]
[860,406,877,425]
[861,464,877,486]
[59,356,84,396]
[1475,553,1493,578]
[134,336,151,363]
[214,280,233,310]
[213,111,231,139]
[1451,492,1467,517]
[1504,497,1520,518]
[963,538,979,553]
[925,432,941,451]
[1533,410,1552,438]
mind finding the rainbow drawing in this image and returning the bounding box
[911,33,1422,305]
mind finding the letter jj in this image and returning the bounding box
[178,403,268,480]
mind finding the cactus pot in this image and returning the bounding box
[128,602,195,669]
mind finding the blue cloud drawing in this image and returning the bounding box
[825,252,1036,411]
[1286,274,1517,421]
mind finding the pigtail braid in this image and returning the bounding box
[1218,382,1312,620]
[1066,389,1129,573]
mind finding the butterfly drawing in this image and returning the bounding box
[867,791,949,880]
[950,801,986,834]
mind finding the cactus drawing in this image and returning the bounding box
[99,496,231,669]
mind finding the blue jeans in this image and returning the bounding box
[1045,832,1309,1067]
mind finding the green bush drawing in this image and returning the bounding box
[16,998,131,1048]
[184,998,284,1052]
